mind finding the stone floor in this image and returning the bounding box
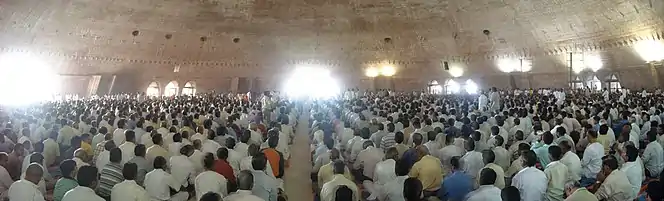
[284,110,315,201]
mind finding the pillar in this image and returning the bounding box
[650,63,660,88]
[230,77,239,93]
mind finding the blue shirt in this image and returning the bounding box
[401,148,418,169]
[532,143,551,168]
[439,171,473,201]
[250,170,278,201]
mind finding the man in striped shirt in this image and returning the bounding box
[380,123,397,150]
[97,148,124,199]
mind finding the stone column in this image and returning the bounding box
[650,63,660,88]
[230,77,239,93]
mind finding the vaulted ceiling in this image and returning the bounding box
[0,0,663,76]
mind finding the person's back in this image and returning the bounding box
[439,156,472,201]
[403,178,423,201]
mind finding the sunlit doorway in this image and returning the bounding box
[164,81,179,96]
[146,82,160,97]
[427,80,442,94]
[444,79,460,94]
[182,81,196,95]
[586,76,602,91]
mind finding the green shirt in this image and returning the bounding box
[54,177,78,201]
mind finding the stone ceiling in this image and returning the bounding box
[0,0,663,71]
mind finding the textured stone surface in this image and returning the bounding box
[0,0,663,93]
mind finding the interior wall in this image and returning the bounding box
[46,44,663,94]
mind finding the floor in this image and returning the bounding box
[284,109,315,201]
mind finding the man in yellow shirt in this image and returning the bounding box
[408,145,443,196]
[80,134,93,157]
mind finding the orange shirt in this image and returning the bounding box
[262,148,281,177]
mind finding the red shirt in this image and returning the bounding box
[213,159,236,183]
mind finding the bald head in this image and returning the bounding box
[237,170,254,190]
[25,163,43,184]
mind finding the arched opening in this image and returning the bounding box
[465,79,479,94]
[182,81,196,95]
[164,81,179,96]
[427,80,442,94]
[570,76,584,89]
[585,75,601,91]
[606,74,621,91]
[146,82,160,97]
[444,79,460,94]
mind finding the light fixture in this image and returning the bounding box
[448,65,464,77]
[634,40,664,62]
[365,67,379,77]
[497,59,517,73]
[496,58,531,73]
[380,65,396,76]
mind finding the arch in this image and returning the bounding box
[606,73,622,90]
[427,80,442,94]
[465,79,479,94]
[146,81,160,97]
[444,79,460,94]
[570,76,584,89]
[182,81,197,95]
[585,75,601,91]
[164,81,179,96]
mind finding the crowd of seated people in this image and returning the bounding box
[0,93,297,201]
[309,87,664,201]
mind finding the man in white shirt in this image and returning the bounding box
[201,133,222,157]
[118,130,137,164]
[436,134,463,174]
[111,163,150,201]
[492,135,510,171]
[594,155,634,201]
[353,140,384,185]
[195,153,228,201]
[620,145,643,200]
[559,141,582,183]
[145,156,189,201]
[168,133,184,157]
[511,150,547,201]
[320,161,360,201]
[338,122,354,151]
[112,119,127,146]
[224,170,265,201]
[235,133,251,157]
[465,168,502,201]
[349,130,370,163]
[8,163,44,201]
[366,148,397,200]
[461,140,484,181]
[224,138,243,176]
[0,153,13,199]
[170,146,195,190]
[643,131,664,178]
[62,166,105,201]
[544,145,569,201]
[581,130,604,186]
